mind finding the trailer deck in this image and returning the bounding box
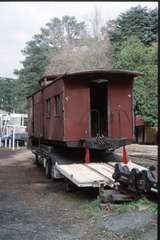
[56,162,114,187]
[55,161,147,188]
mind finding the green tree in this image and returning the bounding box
[114,36,157,126]
[14,16,87,112]
[107,5,158,127]
[108,5,158,47]
[14,39,49,112]
[0,77,18,112]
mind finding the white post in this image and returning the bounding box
[12,127,15,151]
[5,138,7,148]
[0,115,2,135]
[16,140,19,149]
[6,126,9,136]
[9,138,12,149]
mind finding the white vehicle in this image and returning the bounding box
[0,112,28,136]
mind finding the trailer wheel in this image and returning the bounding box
[65,181,77,193]
[45,159,52,179]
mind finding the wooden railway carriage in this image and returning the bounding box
[27,70,158,194]
[28,70,142,152]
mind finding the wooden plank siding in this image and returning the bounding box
[28,70,141,144]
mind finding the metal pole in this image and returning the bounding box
[12,127,15,151]
[0,136,2,148]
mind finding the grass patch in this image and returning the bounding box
[0,147,11,151]
[87,199,101,216]
[118,197,157,214]
[85,199,103,226]
[0,146,26,151]
[89,199,101,211]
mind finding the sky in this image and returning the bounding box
[0,1,157,79]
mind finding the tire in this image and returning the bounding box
[51,160,56,180]
[45,159,52,179]
[129,168,140,191]
[141,170,155,193]
[122,165,130,174]
[65,181,77,193]
[113,163,123,181]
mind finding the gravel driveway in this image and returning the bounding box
[0,148,157,240]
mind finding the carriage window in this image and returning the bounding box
[46,98,51,117]
[55,94,62,115]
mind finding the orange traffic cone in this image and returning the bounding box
[122,145,128,164]
[85,147,90,163]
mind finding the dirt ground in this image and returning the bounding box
[0,147,157,240]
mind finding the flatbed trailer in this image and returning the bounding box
[32,145,157,195]
[55,161,157,193]
[55,161,147,188]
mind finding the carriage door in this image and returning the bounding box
[90,81,108,137]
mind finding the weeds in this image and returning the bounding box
[89,199,101,211]
[85,199,103,226]
[118,197,157,214]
